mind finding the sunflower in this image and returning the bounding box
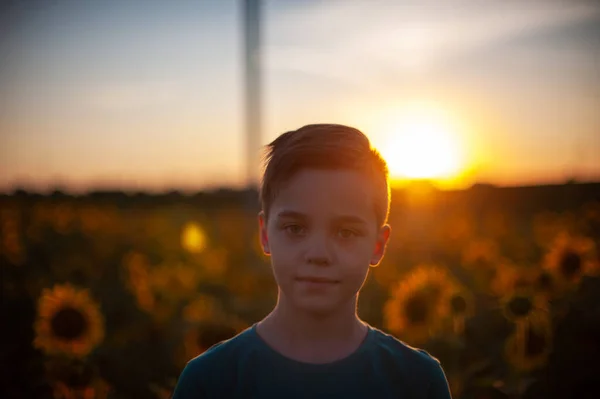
[501,291,548,323]
[45,359,110,399]
[543,232,599,290]
[447,289,475,335]
[34,284,105,358]
[384,265,459,345]
[504,313,552,372]
[499,288,552,374]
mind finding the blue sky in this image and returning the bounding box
[1,0,599,192]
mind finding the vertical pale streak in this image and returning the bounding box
[243,0,262,270]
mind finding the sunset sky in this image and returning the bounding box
[1,0,599,193]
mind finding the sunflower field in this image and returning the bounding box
[2,183,600,399]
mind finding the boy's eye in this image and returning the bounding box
[338,229,357,239]
[284,224,305,235]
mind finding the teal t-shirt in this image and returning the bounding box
[172,324,452,398]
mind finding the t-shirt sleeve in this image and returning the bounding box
[171,360,207,399]
[426,361,452,399]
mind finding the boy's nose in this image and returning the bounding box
[306,254,331,266]
[304,235,333,266]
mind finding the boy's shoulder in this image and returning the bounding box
[172,327,257,398]
[366,327,450,398]
[173,324,450,398]
[185,325,256,372]
[183,324,442,373]
[368,326,443,371]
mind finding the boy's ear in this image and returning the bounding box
[258,211,270,255]
[370,224,391,267]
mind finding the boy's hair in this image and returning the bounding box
[260,124,390,227]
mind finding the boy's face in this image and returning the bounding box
[259,168,391,316]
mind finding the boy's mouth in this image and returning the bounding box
[295,276,340,284]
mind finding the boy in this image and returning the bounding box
[172,124,452,398]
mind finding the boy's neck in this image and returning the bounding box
[256,295,368,364]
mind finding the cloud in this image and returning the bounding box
[264,0,600,82]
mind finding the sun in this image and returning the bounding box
[381,104,464,182]
[386,120,461,179]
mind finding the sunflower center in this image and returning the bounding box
[450,295,467,315]
[405,293,430,324]
[536,272,553,291]
[560,251,582,279]
[51,307,88,340]
[525,329,547,357]
[507,296,533,318]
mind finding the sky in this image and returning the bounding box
[1,0,599,193]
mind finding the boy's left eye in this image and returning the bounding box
[284,224,305,235]
[338,229,357,238]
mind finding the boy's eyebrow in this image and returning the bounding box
[276,210,367,225]
[332,215,368,225]
[275,210,307,219]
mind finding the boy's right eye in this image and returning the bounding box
[284,224,305,236]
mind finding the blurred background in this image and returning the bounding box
[1,0,599,398]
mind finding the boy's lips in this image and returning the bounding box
[295,276,340,284]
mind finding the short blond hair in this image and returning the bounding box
[260,124,390,226]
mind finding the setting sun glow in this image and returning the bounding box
[381,104,465,182]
